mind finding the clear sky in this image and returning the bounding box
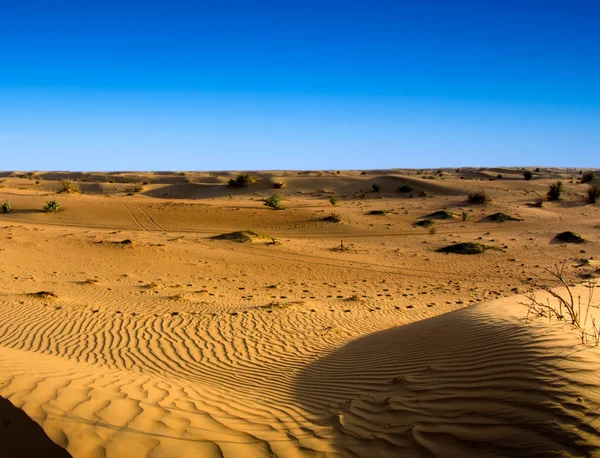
[1,0,598,171]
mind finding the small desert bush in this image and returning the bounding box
[588,184,600,203]
[44,199,60,213]
[581,172,595,184]
[229,173,258,188]
[372,183,382,192]
[547,180,563,201]
[523,170,533,180]
[397,182,412,193]
[497,174,503,179]
[0,201,11,213]
[462,211,468,221]
[467,190,491,205]
[329,195,338,206]
[58,179,80,194]
[273,182,285,189]
[263,195,283,210]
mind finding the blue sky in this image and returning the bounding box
[1,0,598,170]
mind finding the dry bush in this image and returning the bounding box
[520,261,598,344]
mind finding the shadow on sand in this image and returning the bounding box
[292,306,600,457]
[0,396,72,458]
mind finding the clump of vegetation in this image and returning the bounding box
[535,167,541,172]
[547,180,563,201]
[211,230,272,243]
[263,195,283,210]
[588,184,600,203]
[58,179,80,194]
[329,195,338,206]
[372,183,382,192]
[415,219,435,227]
[28,291,58,299]
[419,191,429,197]
[554,231,587,244]
[581,172,596,184]
[524,170,533,180]
[436,242,501,254]
[44,199,60,213]
[462,211,469,221]
[426,210,456,220]
[367,210,389,215]
[497,174,503,179]
[487,212,522,222]
[397,182,412,193]
[323,212,342,223]
[273,182,285,189]
[467,191,491,205]
[228,173,258,188]
[0,201,10,213]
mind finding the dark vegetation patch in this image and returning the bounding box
[436,242,501,254]
[554,231,587,244]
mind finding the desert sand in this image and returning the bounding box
[0,168,599,457]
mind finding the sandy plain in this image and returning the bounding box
[0,167,599,457]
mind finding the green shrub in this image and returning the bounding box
[462,211,468,221]
[547,181,563,201]
[581,172,595,184]
[372,183,382,192]
[497,174,503,179]
[523,170,533,180]
[587,184,600,203]
[263,195,283,210]
[398,182,412,193]
[44,199,60,213]
[58,179,80,194]
[273,182,285,189]
[535,167,540,172]
[228,173,258,188]
[0,201,11,213]
[329,195,338,206]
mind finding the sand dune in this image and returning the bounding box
[0,168,599,457]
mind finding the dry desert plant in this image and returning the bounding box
[0,201,10,213]
[467,190,491,205]
[58,179,80,194]
[519,261,598,344]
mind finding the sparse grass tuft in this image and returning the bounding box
[329,195,338,206]
[372,183,382,192]
[0,201,11,213]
